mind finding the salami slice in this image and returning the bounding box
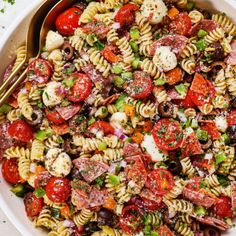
[167,88,187,100]
[89,189,107,207]
[226,41,236,65]
[150,35,188,56]
[123,142,142,158]
[139,188,162,204]
[56,104,81,120]
[71,188,90,210]
[157,225,175,236]
[188,19,218,36]
[73,158,109,182]
[183,187,217,208]
[191,213,230,231]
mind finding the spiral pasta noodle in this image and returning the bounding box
[116,37,134,65]
[91,148,123,163]
[176,0,188,9]
[212,13,236,36]
[73,209,93,226]
[12,45,27,72]
[180,157,195,177]
[164,179,186,200]
[17,92,33,121]
[180,43,198,59]
[30,139,45,162]
[180,57,196,74]
[163,199,194,214]
[204,27,225,44]
[87,48,111,77]
[188,10,204,24]
[35,208,58,230]
[6,108,21,122]
[174,220,194,236]
[45,135,61,149]
[4,146,30,159]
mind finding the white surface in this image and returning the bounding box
[0,0,236,236]
[0,1,37,235]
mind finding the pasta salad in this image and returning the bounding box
[1,0,236,235]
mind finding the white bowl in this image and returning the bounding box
[0,0,236,235]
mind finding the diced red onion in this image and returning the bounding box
[108,163,116,173]
[56,86,69,96]
[30,163,37,173]
[120,160,127,168]
[177,111,187,122]
[112,22,121,29]
[62,220,75,228]
[114,129,123,138]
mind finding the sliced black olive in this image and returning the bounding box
[152,114,161,125]
[205,43,224,61]
[167,159,182,175]
[201,138,212,150]
[83,222,100,236]
[62,42,74,61]
[226,125,236,140]
[204,227,220,236]
[26,109,43,126]
[163,210,178,224]
[97,208,115,226]
[158,101,174,118]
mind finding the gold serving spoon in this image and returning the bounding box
[0,0,77,107]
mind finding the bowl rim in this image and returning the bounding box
[1,0,236,236]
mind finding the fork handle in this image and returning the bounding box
[0,68,27,107]
[0,58,26,93]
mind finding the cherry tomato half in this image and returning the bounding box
[213,196,233,218]
[45,109,65,124]
[152,119,183,151]
[189,73,215,106]
[126,71,153,99]
[201,122,220,140]
[27,59,53,84]
[119,205,144,234]
[2,158,21,184]
[88,121,114,135]
[157,225,175,236]
[227,110,236,126]
[186,177,202,191]
[67,73,92,102]
[8,120,33,142]
[170,12,192,36]
[24,192,43,217]
[114,4,139,27]
[182,90,196,108]
[56,7,83,36]
[46,177,71,203]
[145,169,174,196]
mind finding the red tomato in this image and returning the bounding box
[129,196,163,212]
[24,192,43,217]
[27,59,53,84]
[152,119,183,151]
[8,120,33,142]
[88,121,114,135]
[157,225,175,236]
[181,131,203,158]
[213,196,233,218]
[126,71,153,99]
[186,177,202,191]
[115,4,139,27]
[67,73,92,102]
[45,109,65,124]
[46,177,71,203]
[101,46,120,63]
[201,122,220,140]
[119,205,144,234]
[170,12,192,36]
[189,73,215,106]
[145,169,174,196]
[227,110,236,126]
[2,158,21,184]
[182,90,196,108]
[56,7,82,36]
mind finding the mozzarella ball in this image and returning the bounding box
[42,81,63,107]
[215,116,228,132]
[110,112,128,130]
[141,0,167,24]
[45,30,64,52]
[153,46,177,72]
[45,148,72,177]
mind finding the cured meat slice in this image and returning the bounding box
[73,158,109,183]
[183,187,217,208]
[56,104,81,120]
[150,35,188,56]
[191,213,230,231]
[231,181,236,216]
[226,41,236,65]
[123,142,142,158]
[188,19,218,36]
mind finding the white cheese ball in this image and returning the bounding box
[141,134,167,162]
[153,46,177,72]
[42,81,63,107]
[45,30,64,52]
[48,49,63,61]
[45,148,72,177]
[215,116,228,132]
[141,0,167,24]
[110,112,128,130]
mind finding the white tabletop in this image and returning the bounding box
[0,1,33,235]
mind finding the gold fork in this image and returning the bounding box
[0,0,77,107]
